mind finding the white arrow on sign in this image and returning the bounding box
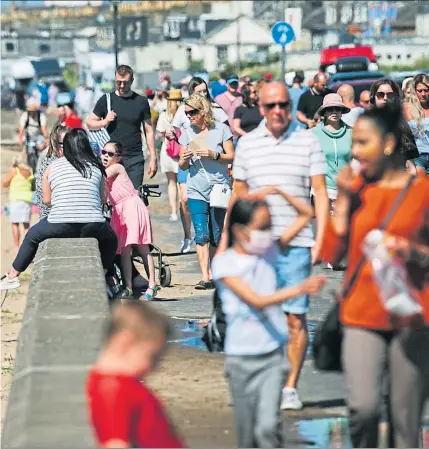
[279,33,287,43]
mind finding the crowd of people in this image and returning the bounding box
[1,64,428,449]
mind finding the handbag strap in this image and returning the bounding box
[340,175,415,300]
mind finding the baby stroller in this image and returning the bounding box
[104,184,172,299]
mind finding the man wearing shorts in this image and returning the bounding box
[232,82,329,409]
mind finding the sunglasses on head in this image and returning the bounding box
[101,149,117,157]
[185,109,200,117]
[263,101,289,110]
[375,91,396,100]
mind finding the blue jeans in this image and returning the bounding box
[187,198,226,246]
[13,218,117,273]
[275,246,312,314]
[414,153,429,174]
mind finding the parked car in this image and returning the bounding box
[329,77,385,101]
[328,71,386,85]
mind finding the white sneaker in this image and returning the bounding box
[281,388,303,410]
[0,274,21,291]
[180,239,192,254]
[169,214,178,222]
[326,263,334,270]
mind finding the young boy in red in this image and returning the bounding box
[86,301,185,448]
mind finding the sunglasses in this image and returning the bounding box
[416,88,429,94]
[325,107,343,113]
[101,149,118,157]
[115,80,131,86]
[375,92,396,100]
[263,101,290,110]
[185,109,200,117]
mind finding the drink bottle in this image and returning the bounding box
[362,229,422,316]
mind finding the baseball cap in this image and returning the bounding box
[227,74,239,84]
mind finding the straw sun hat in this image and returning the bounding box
[167,89,183,101]
[316,93,350,116]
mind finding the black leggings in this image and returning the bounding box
[13,218,118,273]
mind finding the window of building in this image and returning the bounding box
[39,43,51,54]
[217,45,228,65]
[387,54,392,60]
[407,54,412,59]
[397,54,401,60]
[3,40,17,54]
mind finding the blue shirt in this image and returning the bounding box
[289,86,306,129]
[212,246,288,356]
[408,118,429,154]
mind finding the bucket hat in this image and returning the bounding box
[317,93,350,116]
[167,89,183,101]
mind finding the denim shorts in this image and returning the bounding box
[188,198,226,246]
[178,168,189,184]
[275,246,312,314]
[414,153,429,174]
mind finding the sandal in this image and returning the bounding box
[142,285,158,301]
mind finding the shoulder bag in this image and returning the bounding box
[87,93,111,151]
[312,176,415,372]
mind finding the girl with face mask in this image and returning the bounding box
[211,190,325,449]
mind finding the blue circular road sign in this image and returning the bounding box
[271,21,295,46]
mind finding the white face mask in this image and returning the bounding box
[242,230,273,256]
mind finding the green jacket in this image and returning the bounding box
[311,122,352,192]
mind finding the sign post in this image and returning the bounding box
[271,21,295,83]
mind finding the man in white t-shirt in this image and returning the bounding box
[337,84,364,127]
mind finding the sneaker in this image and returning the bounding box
[281,388,303,410]
[0,274,21,291]
[180,238,192,254]
[169,214,179,222]
[326,262,347,271]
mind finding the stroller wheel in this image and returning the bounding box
[160,265,172,287]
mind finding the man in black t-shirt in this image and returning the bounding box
[296,73,330,129]
[87,65,157,187]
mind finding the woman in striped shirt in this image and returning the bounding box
[1,129,117,291]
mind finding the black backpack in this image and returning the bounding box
[202,289,226,352]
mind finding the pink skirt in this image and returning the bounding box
[110,196,153,254]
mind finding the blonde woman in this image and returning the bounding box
[402,77,413,102]
[403,73,429,175]
[179,93,234,290]
[2,156,33,253]
[156,89,183,221]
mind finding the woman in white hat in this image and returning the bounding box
[156,89,183,222]
[312,93,353,269]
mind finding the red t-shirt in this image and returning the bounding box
[63,112,82,129]
[86,370,185,448]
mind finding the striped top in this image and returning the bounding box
[47,157,105,224]
[233,121,327,247]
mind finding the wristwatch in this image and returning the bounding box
[213,152,220,161]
